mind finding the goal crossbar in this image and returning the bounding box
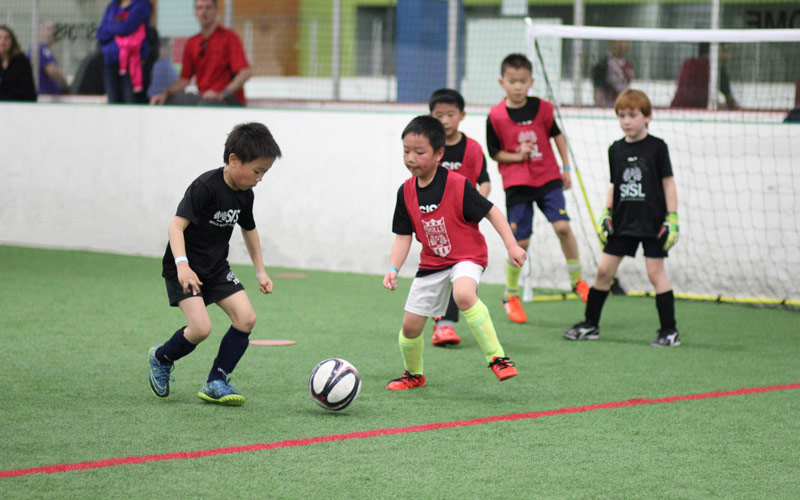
[527,22,800,43]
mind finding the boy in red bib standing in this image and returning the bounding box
[487,53,589,324]
[383,116,526,390]
[428,88,492,347]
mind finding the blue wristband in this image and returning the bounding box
[388,266,399,274]
[562,165,571,172]
[174,256,188,265]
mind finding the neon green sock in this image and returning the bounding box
[567,258,582,287]
[505,260,522,297]
[463,299,505,364]
[398,329,423,375]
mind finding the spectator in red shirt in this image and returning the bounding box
[150,0,250,106]
[671,43,739,110]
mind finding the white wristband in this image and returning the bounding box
[174,256,188,265]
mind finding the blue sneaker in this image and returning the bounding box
[197,377,245,406]
[149,346,174,398]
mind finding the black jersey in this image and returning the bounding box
[392,166,493,236]
[485,97,561,158]
[608,134,673,238]
[162,167,256,279]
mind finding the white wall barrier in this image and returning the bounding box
[2,103,798,300]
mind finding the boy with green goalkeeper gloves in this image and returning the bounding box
[564,89,681,347]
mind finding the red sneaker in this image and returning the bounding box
[502,296,527,323]
[386,371,426,390]
[489,356,518,381]
[432,324,461,346]
[573,279,590,303]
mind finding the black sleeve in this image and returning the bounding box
[238,192,256,231]
[476,155,490,184]
[0,56,37,101]
[657,141,674,179]
[486,116,501,158]
[550,120,561,138]
[175,180,210,226]
[462,179,493,223]
[391,186,413,235]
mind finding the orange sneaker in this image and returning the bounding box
[432,324,461,346]
[573,279,590,303]
[386,371,426,390]
[489,356,518,381]
[502,296,527,323]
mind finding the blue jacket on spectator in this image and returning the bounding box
[96,0,152,66]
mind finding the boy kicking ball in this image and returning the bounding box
[383,116,526,390]
[563,89,681,346]
[149,122,282,405]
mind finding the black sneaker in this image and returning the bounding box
[651,328,681,347]
[563,321,599,340]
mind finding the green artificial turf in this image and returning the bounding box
[0,245,798,499]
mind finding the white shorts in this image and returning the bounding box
[404,261,484,318]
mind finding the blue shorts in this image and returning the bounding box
[506,187,569,241]
[603,235,668,258]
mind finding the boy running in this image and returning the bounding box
[383,115,526,390]
[487,53,589,324]
[148,122,282,405]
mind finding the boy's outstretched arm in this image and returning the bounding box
[553,134,572,190]
[168,216,203,295]
[485,206,526,267]
[383,234,412,290]
[242,227,273,294]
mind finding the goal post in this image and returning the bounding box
[523,22,800,306]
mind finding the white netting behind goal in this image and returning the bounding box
[525,23,800,303]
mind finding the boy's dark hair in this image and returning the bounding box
[501,53,533,76]
[223,122,282,164]
[429,88,465,112]
[402,116,446,151]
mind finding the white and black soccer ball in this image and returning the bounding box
[309,358,361,411]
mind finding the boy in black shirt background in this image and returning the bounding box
[564,89,681,347]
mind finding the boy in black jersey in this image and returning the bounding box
[487,53,589,326]
[428,88,491,347]
[383,116,526,390]
[149,122,282,405]
[564,89,681,347]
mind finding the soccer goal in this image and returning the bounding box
[523,22,800,306]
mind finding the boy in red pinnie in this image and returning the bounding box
[383,116,526,390]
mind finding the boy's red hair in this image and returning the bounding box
[614,89,652,117]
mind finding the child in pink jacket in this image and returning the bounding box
[116,23,146,92]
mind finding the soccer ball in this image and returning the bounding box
[309,358,361,411]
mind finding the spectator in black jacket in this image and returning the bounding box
[0,25,37,102]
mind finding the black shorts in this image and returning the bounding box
[165,267,245,307]
[603,235,667,258]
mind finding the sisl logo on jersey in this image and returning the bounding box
[211,209,240,227]
[620,166,645,200]
[422,217,452,257]
[441,161,462,171]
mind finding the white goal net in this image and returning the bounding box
[525,22,800,304]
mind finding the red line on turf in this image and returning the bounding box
[2,382,798,479]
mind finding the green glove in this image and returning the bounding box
[658,212,679,251]
[596,207,613,246]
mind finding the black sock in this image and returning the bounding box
[207,325,250,382]
[656,290,676,329]
[585,287,610,326]
[443,293,459,323]
[156,327,196,364]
